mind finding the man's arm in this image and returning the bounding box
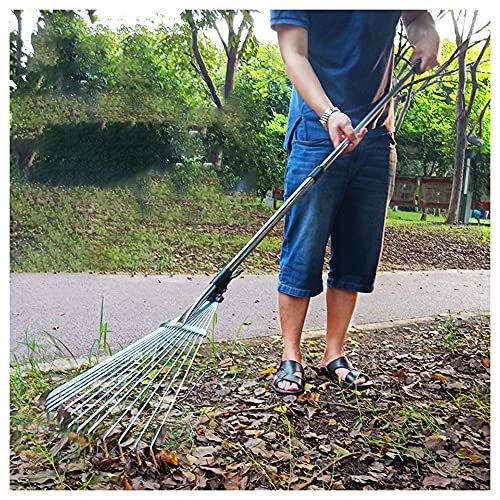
[275,24,366,151]
[401,11,440,73]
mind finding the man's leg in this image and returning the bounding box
[319,287,367,384]
[275,291,310,392]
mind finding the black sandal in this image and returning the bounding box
[272,360,305,396]
[319,356,373,391]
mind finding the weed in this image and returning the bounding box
[359,401,440,466]
[437,312,460,348]
[446,385,490,425]
[86,296,112,365]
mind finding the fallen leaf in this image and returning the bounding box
[219,358,233,368]
[30,470,58,484]
[422,474,451,488]
[274,404,287,414]
[204,429,223,443]
[297,391,320,402]
[482,359,490,368]
[68,431,89,447]
[50,436,69,457]
[123,475,133,490]
[259,367,277,375]
[425,435,447,451]
[456,447,484,462]
[430,373,448,382]
[156,450,178,466]
[182,471,197,483]
[401,385,422,398]
[224,475,241,490]
[391,369,408,379]
[90,456,121,471]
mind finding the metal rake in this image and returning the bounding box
[44,62,419,450]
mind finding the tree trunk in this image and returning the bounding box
[420,207,428,221]
[208,143,223,168]
[13,139,36,181]
[13,10,23,85]
[224,49,238,101]
[446,31,468,224]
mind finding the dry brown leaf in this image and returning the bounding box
[424,435,447,451]
[422,474,451,488]
[297,391,320,403]
[182,471,197,483]
[123,475,133,490]
[156,450,178,466]
[68,431,89,447]
[482,359,490,367]
[430,372,448,382]
[391,369,408,379]
[219,357,233,368]
[456,447,484,462]
[204,429,223,443]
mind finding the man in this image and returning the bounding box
[270,10,440,395]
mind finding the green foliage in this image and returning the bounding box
[222,43,291,193]
[397,87,456,176]
[31,122,184,186]
[397,36,490,200]
[9,9,491,198]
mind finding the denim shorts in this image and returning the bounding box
[278,118,397,297]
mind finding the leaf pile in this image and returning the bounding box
[380,225,490,272]
[10,314,490,490]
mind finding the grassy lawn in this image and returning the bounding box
[10,178,490,274]
[387,208,491,233]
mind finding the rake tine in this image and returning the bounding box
[45,326,170,410]
[46,315,196,412]
[111,329,202,445]
[147,333,206,448]
[115,301,218,447]
[63,324,183,417]
[75,327,200,434]
[131,331,204,449]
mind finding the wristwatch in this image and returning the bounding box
[319,106,340,129]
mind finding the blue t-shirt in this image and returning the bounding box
[270,10,401,148]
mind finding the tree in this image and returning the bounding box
[445,11,490,224]
[9,10,201,183]
[391,11,490,223]
[224,42,291,193]
[180,10,257,167]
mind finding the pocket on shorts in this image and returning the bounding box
[284,116,302,154]
[292,116,331,148]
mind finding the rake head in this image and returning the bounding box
[44,299,219,450]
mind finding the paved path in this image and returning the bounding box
[10,270,489,361]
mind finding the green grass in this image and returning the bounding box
[10,176,273,274]
[386,208,490,240]
[10,178,489,274]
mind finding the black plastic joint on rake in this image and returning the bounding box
[208,268,241,302]
[310,165,324,182]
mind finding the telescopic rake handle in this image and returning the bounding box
[180,61,420,323]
